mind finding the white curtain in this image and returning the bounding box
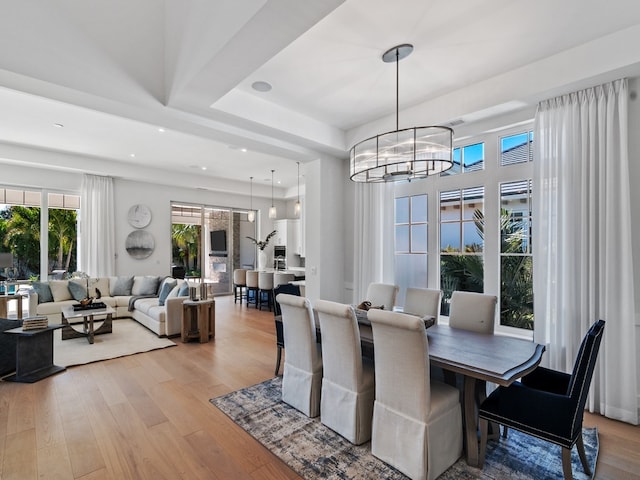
[533,79,638,424]
[352,182,394,304]
[81,174,116,277]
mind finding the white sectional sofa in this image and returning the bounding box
[28,275,193,337]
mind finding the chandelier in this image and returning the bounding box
[349,44,453,182]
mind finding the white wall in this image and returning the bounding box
[0,165,281,277]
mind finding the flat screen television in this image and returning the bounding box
[210,230,227,255]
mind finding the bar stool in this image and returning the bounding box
[258,271,274,311]
[233,269,247,304]
[246,271,259,308]
[273,272,295,288]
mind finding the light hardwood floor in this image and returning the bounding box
[1,295,638,479]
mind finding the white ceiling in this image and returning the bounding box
[1,0,640,197]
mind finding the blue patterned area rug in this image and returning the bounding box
[210,377,598,480]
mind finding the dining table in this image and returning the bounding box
[328,308,546,467]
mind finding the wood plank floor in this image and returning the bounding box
[1,295,639,479]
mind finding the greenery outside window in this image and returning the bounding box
[1,188,79,280]
[500,180,533,330]
[440,187,485,314]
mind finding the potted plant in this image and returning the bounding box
[247,230,277,270]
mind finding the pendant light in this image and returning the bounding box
[268,169,277,219]
[349,44,453,182]
[247,176,255,222]
[294,161,301,217]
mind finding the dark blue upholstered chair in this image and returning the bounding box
[273,283,301,376]
[478,319,605,480]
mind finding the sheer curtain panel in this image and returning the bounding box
[352,183,394,304]
[533,79,638,424]
[81,174,116,277]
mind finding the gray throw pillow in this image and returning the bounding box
[67,281,87,301]
[157,279,177,306]
[32,282,53,304]
[111,276,134,296]
[132,275,160,296]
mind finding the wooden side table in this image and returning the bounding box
[0,294,24,319]
[2,325,66,383]
[181,299,215,343]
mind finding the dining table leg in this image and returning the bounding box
[463,375,480,467]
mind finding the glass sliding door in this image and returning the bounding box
[171,202,255,296]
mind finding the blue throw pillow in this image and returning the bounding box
[32,282,53,304]
[68,281,87,301]
[177,281,189,297]
[157,279,177,306]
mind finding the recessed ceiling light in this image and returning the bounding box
[158,127,165,133]
[53,123,64,128]
[241,148,247,153]
[252,81,272,92]
[130,153,136,158]
[201,166,207,171]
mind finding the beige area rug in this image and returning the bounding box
[54,318,176,367]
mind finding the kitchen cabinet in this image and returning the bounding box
[273,219,302,266]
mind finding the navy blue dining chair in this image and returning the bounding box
[478,319,605,480]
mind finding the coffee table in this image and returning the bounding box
[60,305,114,344]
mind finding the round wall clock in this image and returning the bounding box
[127,204,152,228]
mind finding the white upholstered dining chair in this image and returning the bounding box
[367,309,462,480]
[276,293,322,417]
[365,283,399,310]
[314,299,375,445]
[448,291,497,334]
[403,287,441,321]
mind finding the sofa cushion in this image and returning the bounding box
[32,281,53,303]
[68,281,87,301]
[89,278,110,298]
[50,280,72,302]
[133,297,159,315]
[132,276,160,296]
[37,299,76,315]
[110,276,134,296]
[146,305,166,323]
[158,279,177,306]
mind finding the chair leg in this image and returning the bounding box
[576,434,592,476]
[275,346,282,376]
[561,447,574,480]
[502,426,509,438]
[479,417,489,468]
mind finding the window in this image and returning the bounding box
[501,131,533,166]
[392,123,534,332]
[0,188,79,280]
[442,142,485,176]
[440,187,485,314]
[394,194,428,306]
[500,180,533,329]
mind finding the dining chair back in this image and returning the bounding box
[233,269,247,304]
[314,299,375,445]
[478,320,605,480]
[365,283,399,310]
[448,291,497,334]
[245,271,259,307]
[258,272,274,311]
[367,309,462,480]
[273,283,301,376]
[277,293,322,417]
[403,287,441,321]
